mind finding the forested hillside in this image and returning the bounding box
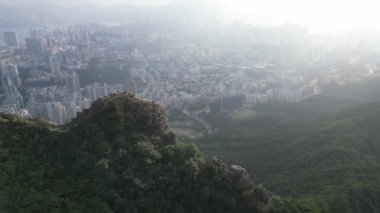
[0,93,307,213]
[196,98,380,213]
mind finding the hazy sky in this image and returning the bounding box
[0,0,172,6]
[2,0,380,33]
[223,0,380,33]
[83,0,171,6]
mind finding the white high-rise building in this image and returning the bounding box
[1,63,22,95]
[50,55,61,73]
[63,102,80,122]
[85,83,109,101]
[65,72,81,92]
[45,102,67,125]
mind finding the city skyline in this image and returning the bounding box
[0,21,378,125]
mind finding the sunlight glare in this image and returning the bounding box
[223,0,380,33]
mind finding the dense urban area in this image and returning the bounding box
[0,23,378,127]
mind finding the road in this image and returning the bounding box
[302,79,321,100]
[183,106,213,134]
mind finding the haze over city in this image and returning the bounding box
[2,0,380,33]
[2,0,380,212]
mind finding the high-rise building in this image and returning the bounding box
[57,50,70,66]
[85,83,108,101]
[46,37,56,50]
[65,72,81,92]
[1,93,24,110]
[25,37,45,55]
[63,102,80,122]
[1,63,22,95]
[45,102,67,125]
[49,55,61,73]
[126,70,136,94]
[26,103,45,118]
[3,32,19,47]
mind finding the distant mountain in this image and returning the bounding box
[0,93,306,212]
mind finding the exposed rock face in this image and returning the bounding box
[254,184,272,204]
[230,164,251,191]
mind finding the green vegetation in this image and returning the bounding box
[3,90,380,212]
[230,109,257,120]
[0,93,305,212]
[321,76,380,101]
[195,96,380,213]
[168,109,207,139]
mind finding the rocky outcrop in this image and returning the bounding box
[230,164,251,191]
[254,184,272,204]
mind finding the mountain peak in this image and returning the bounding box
[70,93,168,138]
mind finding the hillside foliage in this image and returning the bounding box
[196,97,380,213]
[0,94,306,213]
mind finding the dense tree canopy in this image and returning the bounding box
[0,93,305,212]
[196,98,380,213]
